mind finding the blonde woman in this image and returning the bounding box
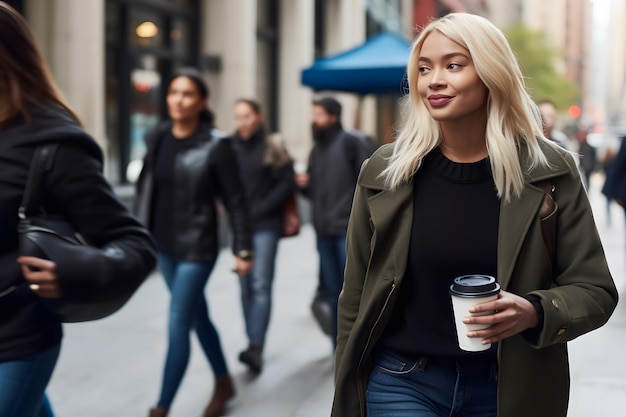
[332,13,617,417]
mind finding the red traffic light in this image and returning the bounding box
[568,105,581,118]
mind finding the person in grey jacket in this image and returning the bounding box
[295,96,376,347]
[135,68,253,417]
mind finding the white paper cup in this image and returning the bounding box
[294,162,307,174]
[450,275,500,352]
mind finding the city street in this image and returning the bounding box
[47,176,626,417]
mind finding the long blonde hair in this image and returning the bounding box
[382,13,550,203]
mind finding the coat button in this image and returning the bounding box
[557,328,566,336]
[551,299,560,310]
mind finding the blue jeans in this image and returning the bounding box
[156,254,228,408]
[239,230,280,349]
[316,233,347,347]
[367,350,497,417]
[0,343,60,417]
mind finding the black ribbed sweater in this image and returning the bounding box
[381,147,500,358]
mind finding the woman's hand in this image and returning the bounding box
[17,256,62,298]
[463,290,538,345]
[295,173,309,189]
[233,257,253,276]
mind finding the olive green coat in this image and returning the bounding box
[332,141,618,417]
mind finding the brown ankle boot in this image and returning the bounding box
[148,407,168,417]
[203,375,235,417]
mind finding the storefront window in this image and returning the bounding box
[171,19,191,59]
[129,8,165,48]
[127,55,163,182]
[105,0,199,183]
[366,0,402,37]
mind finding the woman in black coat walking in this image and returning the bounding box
[135,68,253,417]
[0,3,157,417]
[231,98,296,373]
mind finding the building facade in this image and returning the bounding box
[13,0,412,184]
[607,0,626,128]
[10,0,623,181]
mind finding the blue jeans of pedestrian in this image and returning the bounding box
[239,230,280,349]
[367,350,497,417]
[156,253,228,409]
[0,343,60,417]
[316,233,346,347]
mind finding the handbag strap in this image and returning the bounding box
[19,144,59,219]
[536,178,556,262]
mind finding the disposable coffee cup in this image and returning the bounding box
[449,275,500,352]
[294,162,307,175]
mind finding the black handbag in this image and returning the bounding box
[17,144,145,322]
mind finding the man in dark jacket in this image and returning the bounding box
[295,96,376,347]
[575,127,598,190]
[603,134,626,207]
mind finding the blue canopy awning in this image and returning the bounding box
[301,31,412,95]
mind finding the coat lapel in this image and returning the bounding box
[497,186,546,290]
[368,182,414,276]
[359,149,414,281]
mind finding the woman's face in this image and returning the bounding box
[234,101,263,139]
[166,76,206,123]
[416,31,488,124]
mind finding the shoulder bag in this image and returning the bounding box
[17,144,147,322]
[281,193,300,238]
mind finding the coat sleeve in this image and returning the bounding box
[335,159,372,381]
[528,152,618,348]
[43,140,157,305]
[250,163,296,222]
[211,139,253,255]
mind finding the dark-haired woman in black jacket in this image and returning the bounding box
[135,68,253,417]
[231,98,296,374]
[0,3,157,417]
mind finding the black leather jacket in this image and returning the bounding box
[135,121,252,261]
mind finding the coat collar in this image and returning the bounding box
[359,140,572,290]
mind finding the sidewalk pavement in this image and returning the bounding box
[47,224,335,417]
[47,175,626,416]
[567,175,626,417]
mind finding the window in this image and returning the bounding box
[256,0,279,132]
[105,0,199,183]
[366,0,402,37]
